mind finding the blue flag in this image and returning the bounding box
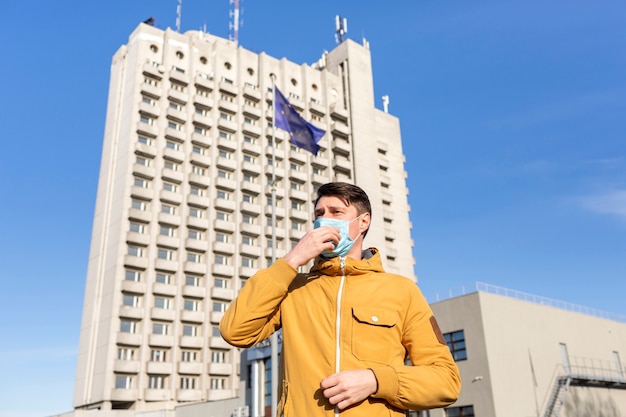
[274,87,325,156]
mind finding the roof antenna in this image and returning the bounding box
[335,15,347,44]
[176,0,183,32]
[229,0,243,44]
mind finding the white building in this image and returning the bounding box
[70,20,414,416]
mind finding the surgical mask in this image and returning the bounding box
[313,214,364,258]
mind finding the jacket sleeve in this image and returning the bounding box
[219,258,298,348]
[369,285,462,410]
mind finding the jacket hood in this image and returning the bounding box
[310,247,385,276]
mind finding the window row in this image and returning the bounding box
[118,346,228,364]
[115,374,228,390]
[120,316,228,336]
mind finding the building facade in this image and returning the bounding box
[72,21,414,414]
[429,283,626,417]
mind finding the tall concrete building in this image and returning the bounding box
[73,21,414,414]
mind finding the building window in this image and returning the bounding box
[210,377,226,390]
[120,319,138,334]
[192,145,206,155]
[184,298,201,311]
[218,149,232,159]
[154,296,172,310]
[183,324,199,337]
[152,322,169,335]
[213,301,229,313]
[216,211,230,221]
[444,330,467,361]
[214,277,230,289]
[161,203,176,215]
[115,375,133,389]
[168,120,182,131]
[131,199,148,211]
[117,347,135,360]
[160,225,176,237]
[157,248,174,261]
[150,349,167,362]
[215,232,229,243]
[189,207,205,218]
[180,377,197,390]
[291,201,303,210]
[134,177,150,188]
[216,169,230,179]
[241,256,255,268]
[211,350,227,363]
[148,375,166,389]
[136,155,150,166]
[243,135,256,144]
[446,405,475,417]
[140,115,155,126]
[155,272,172,284]
[186,251,203,263]
[144,76,159,86]
[211,325,221,337]
[241,235,255,246]
[188,229,203,240]
[181,350,198,362]
[191,165,205,175]
[122,293,140,308]
[166,140,180,151]
[185,275,201,286]
[129,222,146,234]
[217,190,231,200]
[190,186,204,196]
[242,214,256,224]
[127,245,143,257]
[138,135,153,145]
[163,181,178,193]
[164,160,180,171]
[171,81,186,92]
[242,193,255,203]
[125,269,142,282]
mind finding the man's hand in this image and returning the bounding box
[320,369,378,410]
[282,225,340,269]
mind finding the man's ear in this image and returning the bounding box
[359,212,371,234]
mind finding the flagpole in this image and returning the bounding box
[270,76,279,417]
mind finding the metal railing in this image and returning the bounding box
[429,281,626,323]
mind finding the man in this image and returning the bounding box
[220,182,461,416]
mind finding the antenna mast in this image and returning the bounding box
[335,15,347,43]
[229,0,243,44]
[176,0,183,32]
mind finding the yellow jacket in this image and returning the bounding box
[220,249,461,416]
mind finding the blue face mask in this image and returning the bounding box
[313,215,363,258]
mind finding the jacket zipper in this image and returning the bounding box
[334,256,346,416]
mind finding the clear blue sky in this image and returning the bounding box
[1,1,625,416]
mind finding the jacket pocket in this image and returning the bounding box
[351,307,399,363]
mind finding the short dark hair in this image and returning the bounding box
[315,182,372,236]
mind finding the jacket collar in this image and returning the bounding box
[310,247,385,276]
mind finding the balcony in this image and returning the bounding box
[116,332,142,346]
[178,362,203,375]
[211,287,234,301]
[118,306,144,320]
[209,336,231,349]
[193,94,214,109]
[146,361,173,374]
[148,334,175,347]
[183,261,206,275]
[126,231,150,247]
[181,286,205,300]
[167,88,187,104]
[159,190,182,205]
[110,388,137,402]
[185,238,209,252]
[212,264,235,277]
[134,140,157,158]
[152,282,177,296]
[331,121,350,138]
[121,280,146,294]
[213,241,235,254]
[123,255,148,270]
[150,307,176,322]
[208,363,233,375]
[179,335,204,348]
[113,359,140,373]
[213,219,235,233]
[144,389,169,402]
[156,235,180,249]
[177,389,202,402]
[190,151,211,167]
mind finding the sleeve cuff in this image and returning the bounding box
[369,366,398,400]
